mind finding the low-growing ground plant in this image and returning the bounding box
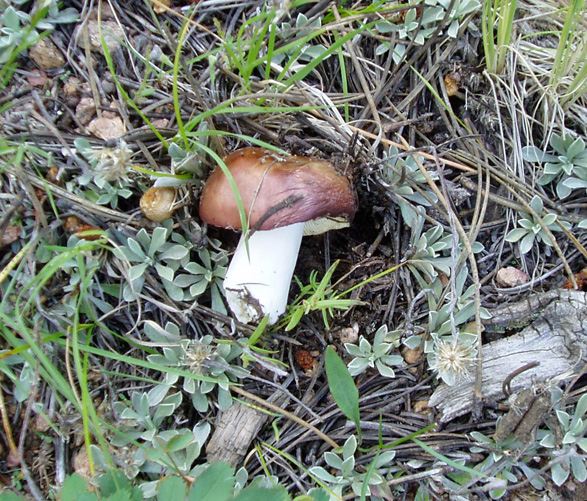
[56,464,298,501]
[374,0,481,63]
[505,195,570,254]
[539,389,587,486]
[309,435,396,500]
[523,132,587,200]
[143,320,246,412]
[0,0,77,66]
[345,324,404,378]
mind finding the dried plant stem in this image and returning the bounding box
[0,379,19,463]
[231,386,339,449]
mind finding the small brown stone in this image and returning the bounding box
[402,347,421,365]
[1,225,20,247]
[26,68,48,87]
[73,445,93,481]
[6,449,20,469]
[34,414,52,433]
[413,400,431,414]
[87,116,126,141]
[29,38,65,69]
[102,101,119,119]
[338,325,359,344]
[75,97,96,125]
[64,76,82,97]
[495,266,530,288]
[76,20,124,54]
[151,118,170,129]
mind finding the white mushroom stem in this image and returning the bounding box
[223,222,304,325]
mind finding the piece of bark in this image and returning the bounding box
[513,392,551,443]
[430,290,587,423]
[493,388,551,444]
[493,389,535,442]
[206,399,270,467]
[206,387,290,468]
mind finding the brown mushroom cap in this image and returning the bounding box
[199,147,355,232]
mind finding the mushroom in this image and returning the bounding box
[199,147,355,325]
[140,186,176,222]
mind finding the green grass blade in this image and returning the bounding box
[412,438,487,478]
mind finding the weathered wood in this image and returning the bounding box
[429,290,587,423]
[205,399,271,467]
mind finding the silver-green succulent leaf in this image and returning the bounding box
[345,325,403,378]
[505,195,570,254]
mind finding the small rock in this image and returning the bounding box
[34,414,51,433]
[149,44,163,63]
[402,346,421,365]
[73,445,92,481]
[87,116,126,140]
[29,38,65,69]
[1,225,20,247]
[102,101,120,120]
[75,97,96,125]
[63,76,82,104]
[26,69,48,87]
[413,400,431,414]
[338,323,359,344]
[76,20,125,54]
[495,266,530,288]
[151,118,170,129]
[6,449,19,469]
[102,78,115,94]
[97,2,117,20]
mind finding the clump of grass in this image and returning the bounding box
[549,0,587,108]
[482,0,519,74]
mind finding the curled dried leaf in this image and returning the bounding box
[444,74,460,97]
[1,225,21,247]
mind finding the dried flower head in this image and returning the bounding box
[92,141,134,183]
[183,340,214,375]
[430,338,477,386]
